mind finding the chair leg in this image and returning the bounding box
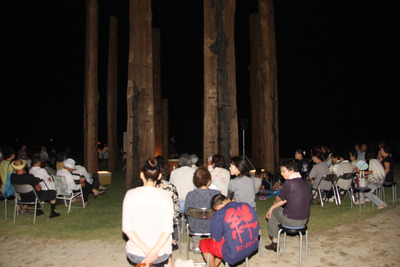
[305,230,308,258]
[299,232,303,267]
[276,229,283,263]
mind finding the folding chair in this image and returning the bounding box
[52,175,85,213]
[185,208,214,260]
[12,184,45,224]
[335,172,356,206]
[314,174,338,207]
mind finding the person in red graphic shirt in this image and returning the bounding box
[199,194,260,267]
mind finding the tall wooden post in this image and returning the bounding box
[258,0,279,174]
[126,0,154,190]
[83,0,99,173]
[162,99,169,159]
[107,15,118,172]
[153,28,163,157]
[249,13,264,169]
[203,0,238,166]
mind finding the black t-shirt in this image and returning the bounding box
[381,156,394,182]
[11,173,41,201]
[278,177,311,220]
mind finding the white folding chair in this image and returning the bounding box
[52,175,85,213]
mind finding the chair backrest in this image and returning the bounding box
[186,208,215,220]
[322,174,337,182]
[52,175,72,195]
[12,184,39,203]
[337,172,356,180]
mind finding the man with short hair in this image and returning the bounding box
[30,155,55,190]
[11,159,60,218]
[170,153,196,213]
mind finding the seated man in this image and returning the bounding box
[185,166,220,252]
[265,159,310,252]
[56,158,104,207]
[29,155,55,191]
[199,194,260,267]
[73,161,107,191]
[11,159,60,218]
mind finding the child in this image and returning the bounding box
[199,194,260,267]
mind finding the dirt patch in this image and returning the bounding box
[1,205,399,267]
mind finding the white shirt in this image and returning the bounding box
[210,167,231,197]
[169,166,196,200]
[56,168,81,191]
[74,165,93,184]
[122,186,173,257]
[30,166,55,190]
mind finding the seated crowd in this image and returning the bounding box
[0,145,107,219]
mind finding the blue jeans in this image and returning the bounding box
[127,252,170,265]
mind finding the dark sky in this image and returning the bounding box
[1,0,399,159]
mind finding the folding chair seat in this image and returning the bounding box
[185,208,214,260]
[12,184,45,224]
[52,175,85,213]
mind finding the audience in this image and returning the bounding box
[265,159,310,252]
[11,159,60,218]
[155,155,181,251]
[190,154,199,169]
[209,154,231,197]
[56,158,104,207]
[29,155,55,191]
[228,156,256,209]
[199,194,260,267]
[185,166,221,253]
[308,152,331,198]
[122,158,173,266]
[0,147,16,195]
[380,145,394,182]
[355,152,388,209]
[170,153,196,213]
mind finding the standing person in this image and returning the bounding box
[199,194,260,267]
[357,143,368,161]
[185,166,220,252]
[210,154,231,197]
[380,145,394,182]
[228,156,256,209]
[11,159,60,218]
[0,147,16,195]
[169,153,196,213]
[265,159,310,252]
[122,158,173,267]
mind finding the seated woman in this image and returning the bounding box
[185,166,221,253]
[228,156,256,209]
[122,158,174,266]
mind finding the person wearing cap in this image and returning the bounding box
[10,159,60,218]
[56,158,104,206]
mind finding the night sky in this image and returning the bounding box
[2,0,398,160]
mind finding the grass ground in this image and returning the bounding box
[1,161,398,243]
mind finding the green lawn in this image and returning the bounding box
[1,162,398,242]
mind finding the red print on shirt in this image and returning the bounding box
[224,204,258,243]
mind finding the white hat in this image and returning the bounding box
[63,158,76,170]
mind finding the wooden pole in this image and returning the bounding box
[153,28,163,157]
[249,12,264,169]
[203,0,238,166]
[106,15,118,172]
[126,0,154,190]
[84,0,99,173]
[258,0,279,174]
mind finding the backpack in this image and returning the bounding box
[4,162,14,197]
